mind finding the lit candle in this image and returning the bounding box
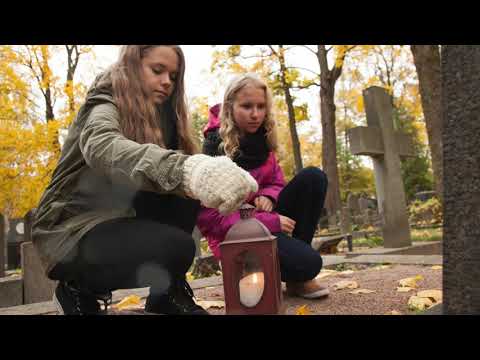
[239,272,265,307]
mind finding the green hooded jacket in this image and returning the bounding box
[32,72,190,276]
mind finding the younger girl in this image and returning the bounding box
[198,74,330,299]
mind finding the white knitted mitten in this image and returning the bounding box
[183,154,258,214]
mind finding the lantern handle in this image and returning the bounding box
[239,204,256,219]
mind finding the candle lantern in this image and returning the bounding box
[220,204,284,315]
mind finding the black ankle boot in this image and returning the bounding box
[145,279,209,315]
[53,281,112,315]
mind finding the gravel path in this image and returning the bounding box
[196,264,442,315]
[100,264,443,315]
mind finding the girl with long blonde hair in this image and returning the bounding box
[199,73,330,299]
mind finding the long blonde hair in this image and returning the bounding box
[219,73,277,158]
[110,45,198,154]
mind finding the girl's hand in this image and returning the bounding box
[254,196,274,212]
[279,215,296,235]
[183,155,258,215]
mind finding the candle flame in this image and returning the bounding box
[239,272,264,308]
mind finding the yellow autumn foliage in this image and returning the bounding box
[0,119,64,218]
[0,45,93,218]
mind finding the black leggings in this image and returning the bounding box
[50,192,200,298]
[274,167,328,283]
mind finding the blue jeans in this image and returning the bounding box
[274,167,328,283]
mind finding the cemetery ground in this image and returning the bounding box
[196,263,442,316]
[5,263,440,315]
[180,226,443,316]
[110,260,443,316]
[1,226,443,315]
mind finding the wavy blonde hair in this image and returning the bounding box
[110,45,198,154]
[219,73,277,158]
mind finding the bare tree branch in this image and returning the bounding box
[73,45,80,69]
[24,56,46,98]
[347,45,357,52]
[268,45,282,58]
[285,66,320,77]
[378,48,392,87]
[290,83,321,89]
[237,53,269,60]
[283,45,300,51]
[299,45,318,56]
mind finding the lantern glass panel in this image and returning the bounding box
[237,250,265,308]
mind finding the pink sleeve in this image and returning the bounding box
[197,207,282,241]
[257,154,286,203]
[254,211,282,234]
[197,207,241,240]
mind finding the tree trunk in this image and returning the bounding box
[45,87,55,122]
[65,45,80,114]
[283,85,303,173]
[43,69,60,153]
[44,85,60,152]
[278,46,303,173]
[442,45,480,314]
[410,45,443,202]
[320,84,341,216]
[66,69,75,114]
[318,45,342,216]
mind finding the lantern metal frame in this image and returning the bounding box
[220,205,284,315]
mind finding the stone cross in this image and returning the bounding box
[340,207,352,235]
[346,193,360,216]
[358,195,370,213]
[328,214,338,232]
[347,86,414,248]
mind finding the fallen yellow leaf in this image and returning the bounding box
[194,300,225,309]
[431,265,442,270]
[333,280,359,290]
[339,270,355,276]
[396,286,415,293]
[186,272,195,281]
[385,310,402,315]
[374,265,391,270]
[295,304,311,315]
[349,289,376,295]
[398,275,424,288]
[416,289,442,303]
[408,295,433,311]
[112,295,142,310]
[315,270,338,279]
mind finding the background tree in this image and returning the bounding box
[0,45,94,218]
[410,45,443,202]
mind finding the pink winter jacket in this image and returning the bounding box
[196,105,286,258]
